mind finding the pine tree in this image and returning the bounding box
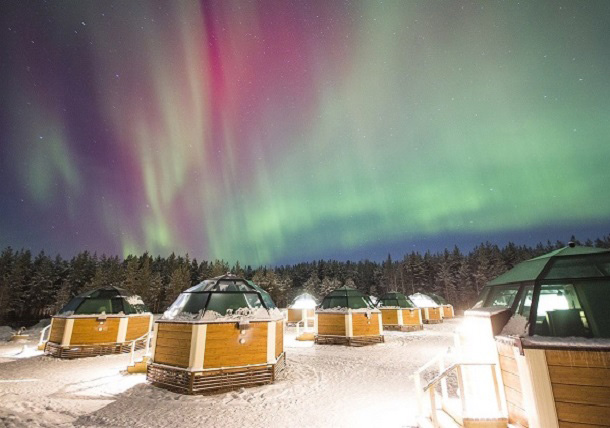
[302,272,321,298]
[164,263,191,308]
[0,247,15,322]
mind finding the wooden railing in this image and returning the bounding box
[413,349,503,428]
[128,330,154,366]
[38,324,51,347]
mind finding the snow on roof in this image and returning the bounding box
[289,293,317,309]
[159,307,284,323]
[521,335,610,351]
[409,293,438,308]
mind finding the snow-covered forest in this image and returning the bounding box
[2,235,610,325]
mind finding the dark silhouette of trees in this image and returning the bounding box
[1,233,609,325]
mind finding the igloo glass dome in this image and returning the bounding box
[59,286,149,316]
[163,274,276,320]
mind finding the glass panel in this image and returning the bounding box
[180,293,209,314]
[322,296,347,309]
[59,297,84,315]
[544,255,610,280]
[472,287,490,309]
[74,298,115,314]
[574,281,610,338]
[533,284,592,338]
[485,285,520,308]
[206,293,260,315]
[516,286,534,319]
[347,296,371,309]
[163,293,192,319]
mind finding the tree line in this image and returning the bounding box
[1,234,609,325]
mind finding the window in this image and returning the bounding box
[532,284,592,338]
[485,285,521,308]
[516,286,534,319]
[573,281,610,338]
[472,287,490,309]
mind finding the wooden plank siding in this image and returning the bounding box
[497,341,528,427]
[402,309,421,325]
[546,349,610,427]
[49,318,66,343]
[380,309,399,325]
[287,309,303,323]
[203,322,268,369]
[154,323,192,368]
[425,307,443,321]
[352,313,381,337]
[316,313,346,336]
[70,318,120,345]
[275,320,283,359]
[442,305,454,318]
[558,422,610,428]
[125,315,152,341]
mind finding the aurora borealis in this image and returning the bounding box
[1,1,609,265]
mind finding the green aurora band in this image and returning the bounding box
[1,1,609,264]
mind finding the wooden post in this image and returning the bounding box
[116,317,129,343]
[430,386,439,427]
[188,324,207,371]
[61,318,74,347]
[149,323,159,361]
[345,312,353,337]
[267,321,276,364]
[456,364,467,415]
[523,349,559,428]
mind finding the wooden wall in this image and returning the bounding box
[49,318,65,343]
[125,315,152,341]
[352,313,381,336]
[442,305,454,318]
[154,323,192,368]
[70,318,120,345]
[317,313,346,336]
[275,320,283,358]
[402,309,421,326]
[497,341,529,427]
[546,349,610,427]
[425,307,443,321]
[380,309,398,325]
[287,308,314,323]
[204,322,268,369]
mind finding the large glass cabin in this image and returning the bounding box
[465,244,610,427]
[377,292,423,331]
[147,274,285,394]
[45,287,152,358]
[315,286,383,346]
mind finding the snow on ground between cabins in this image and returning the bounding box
[0,319,461,428]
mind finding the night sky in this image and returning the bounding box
[1,1,609,265]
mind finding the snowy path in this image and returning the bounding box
[0,319,460,428]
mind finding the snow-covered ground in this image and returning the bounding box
[0,319,461,428]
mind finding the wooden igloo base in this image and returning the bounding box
[147,352,287,395]
[383,324,423,332]
[44,338,146,359]
[314,334,384,346]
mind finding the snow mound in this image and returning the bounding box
[500,314,529,337]
[165,307,283,322]
[0,326,15,341]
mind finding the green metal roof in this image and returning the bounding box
[487,245,610,286]
[377,291,415,308]
[320,286,376,309]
